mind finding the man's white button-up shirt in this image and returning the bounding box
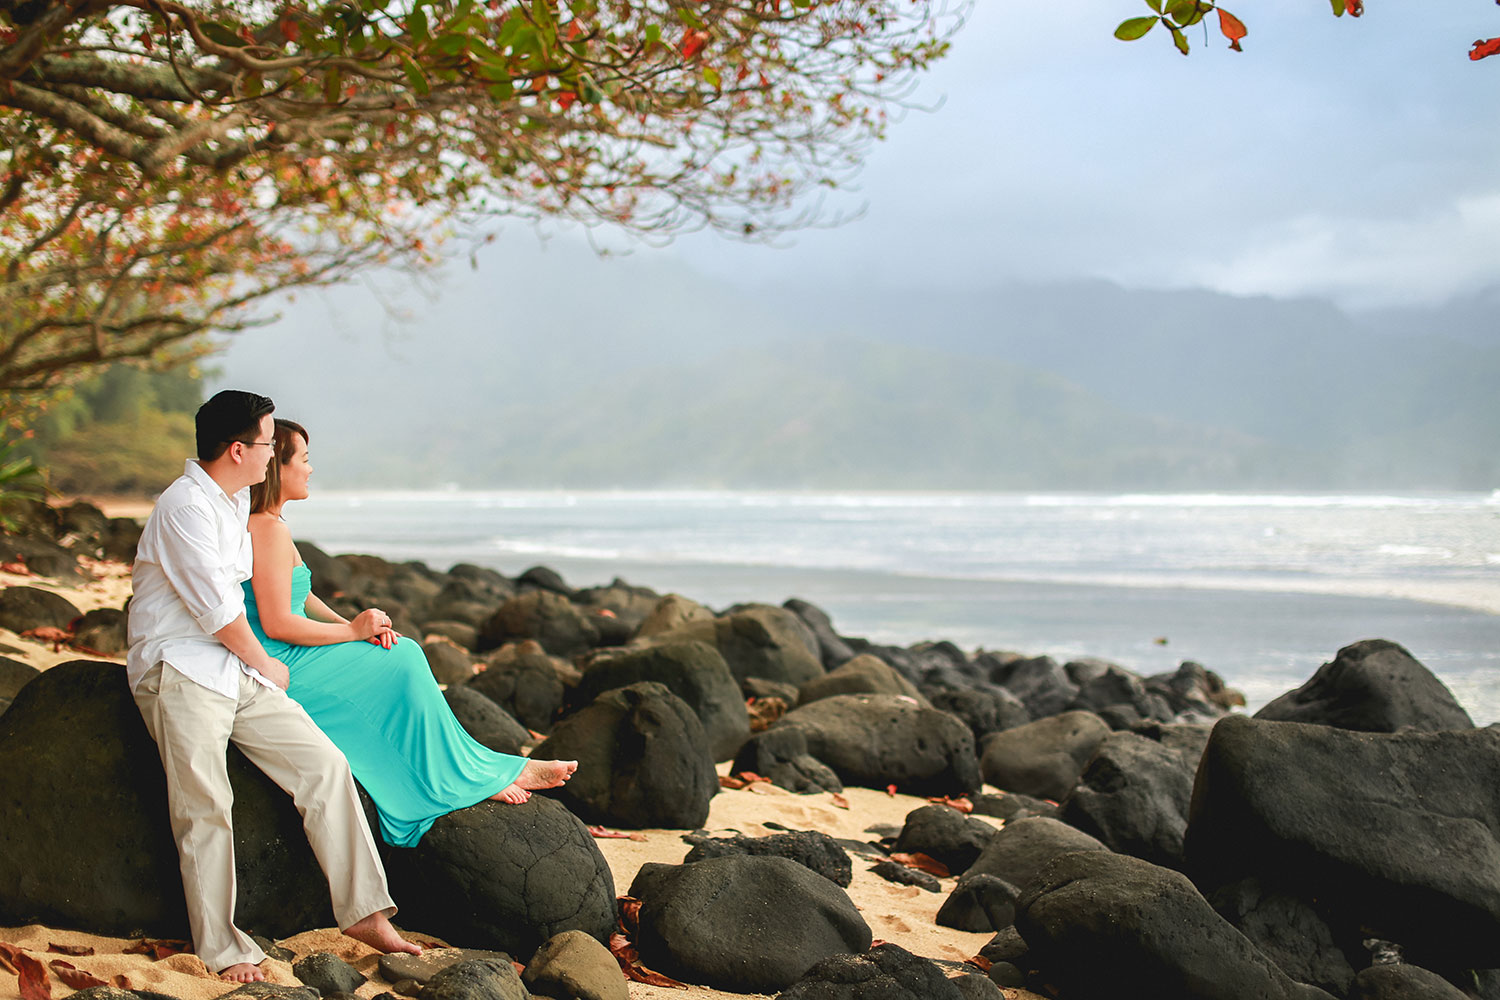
[126,460,274,698]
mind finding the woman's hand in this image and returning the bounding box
[367,626,400,649]
[350,608,393,641]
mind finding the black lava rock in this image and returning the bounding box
[893,804,998,877]
[683,830,853,887]
[0,585,82,632]
[868,861,941,892]
[293,953,367,995]
[935,874,1019,933]
[979,710,1109,801]
[1254,639,1474,733]
[775,942,967,1000]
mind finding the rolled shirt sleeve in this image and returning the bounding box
[157,502,247,635]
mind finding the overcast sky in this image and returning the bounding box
[567,0,1500,311]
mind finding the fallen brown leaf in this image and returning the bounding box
[48,960,106,990]
[588,825,646,841]
[617,896,643,934]
[123,938,192,960]
[112,975,132,989]
[889,851,951,878]
[45,945,94,956]
[965,954,993,972]
[609,932,686,989]
[927,795,974,814]
[830,793,850,809]
[718,775,747,790]
[0,561,32,575]
[13,951,50,1000]
[18,626,70,651]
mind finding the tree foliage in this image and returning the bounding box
[1115,0,1499,59]
[0,0,966,399]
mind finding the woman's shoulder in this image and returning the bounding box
[248,512,292,543]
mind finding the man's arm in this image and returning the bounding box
[214,617,290,690]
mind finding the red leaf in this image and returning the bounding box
[886,784,898,797]
[48,961,106,990]
[0,561,32,575]
[1470,37,1500,60]
[0,946,16,975]
[279,15,300,44]
[14,952,50,1000]
[830,793,850,809]
[123,938,192,960]
[680,29,709,59]
[1216,8,1247,51]
[557,92,577,110]
[927,795,974,814]
[966,954,994,972]
[588,825,645,841]
[1344,0,1362,14]
[618,896,643,933]
[45,945,94,956]
[566,20,583,41]
[890,851,952,878]
[608,933,687,989]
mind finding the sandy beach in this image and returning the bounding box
[0,554,1040,1000]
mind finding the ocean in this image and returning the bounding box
[281,490,1500,724]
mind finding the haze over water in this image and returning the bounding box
[281,489,1500,725]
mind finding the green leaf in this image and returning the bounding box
[323,67,342,103]
[407,8,428,42]
[675,7,704,29]
[201,21,246,47]
[398,52,430,95]
[1145,0,1163,11]
[1179,1,1210,27]
[1329,0,1344,14]
[1164,0,1196,24]
[792,0,812,6]
[1114,15,1158,40]
[644,23,661,46]
[487,79,516,101]
[702,65,721,88]
[1170,25,1189,54]
[433,32,468,56]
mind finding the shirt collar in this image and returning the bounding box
[182,459,249,511]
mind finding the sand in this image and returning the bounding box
[0,557,1041,1000]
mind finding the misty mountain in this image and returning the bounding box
[217,243,1499,490]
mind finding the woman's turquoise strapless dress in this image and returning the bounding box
[243,564,526,847]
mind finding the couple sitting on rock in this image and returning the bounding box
[125,390,578,983]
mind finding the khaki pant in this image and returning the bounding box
[134,662,396,973]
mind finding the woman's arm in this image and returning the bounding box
[303,590,349,626]
[249,515,385,646]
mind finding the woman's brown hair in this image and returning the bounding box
[249,419,308,514]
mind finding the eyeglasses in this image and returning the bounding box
[235,440,274,449]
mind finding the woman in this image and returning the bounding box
[245,419,575,847]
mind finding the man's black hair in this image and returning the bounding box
[195,390,275,462]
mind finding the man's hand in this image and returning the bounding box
[256,656,290,691]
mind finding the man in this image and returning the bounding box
[126,390,420,982]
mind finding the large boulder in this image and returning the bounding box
[1060,725,1211,869]
[572,578,661,635]
[923,685,1029,743]
[478,591,600,657]
[776,942,967,1000]
[1207,878,1357,997]
[653,605,824,688]
[572,641,750,761]
[1186,714,1500,969]
[893,804,998,877]
[1254,639,1474,733]
[385,795,617,958]
[467,647,567,733]
[0,661,335,936]
[0,585,82,632]
[1069,666,1174,723]
[683,830,853,887]
[296,540,352,602]
[522,929,629,1000]
[782,598,857,669]
[986,655,1077,721]
[796,654,926,707]
[729,725,844,794]
[0,655,40,701]
[443,685,531,755]
[1017,849,1335,1000]
[531,682,718,829]
[629,855,871,993]
[1351,965,1471,1000]
[742,693,979,797]
[965,817,1107,892]
[979,710,1109,801]
[635,594,716,640]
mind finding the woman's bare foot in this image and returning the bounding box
[344,911,422,956]
[490,782,531,804]
[516,758,578,790]
[219,963,266,983]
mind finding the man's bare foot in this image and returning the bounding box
[344,911,422,956]
[490,782,531,804]
[516,758,578,790]
[219,963,266,983]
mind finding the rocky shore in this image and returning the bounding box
[0,498,1492,1000]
